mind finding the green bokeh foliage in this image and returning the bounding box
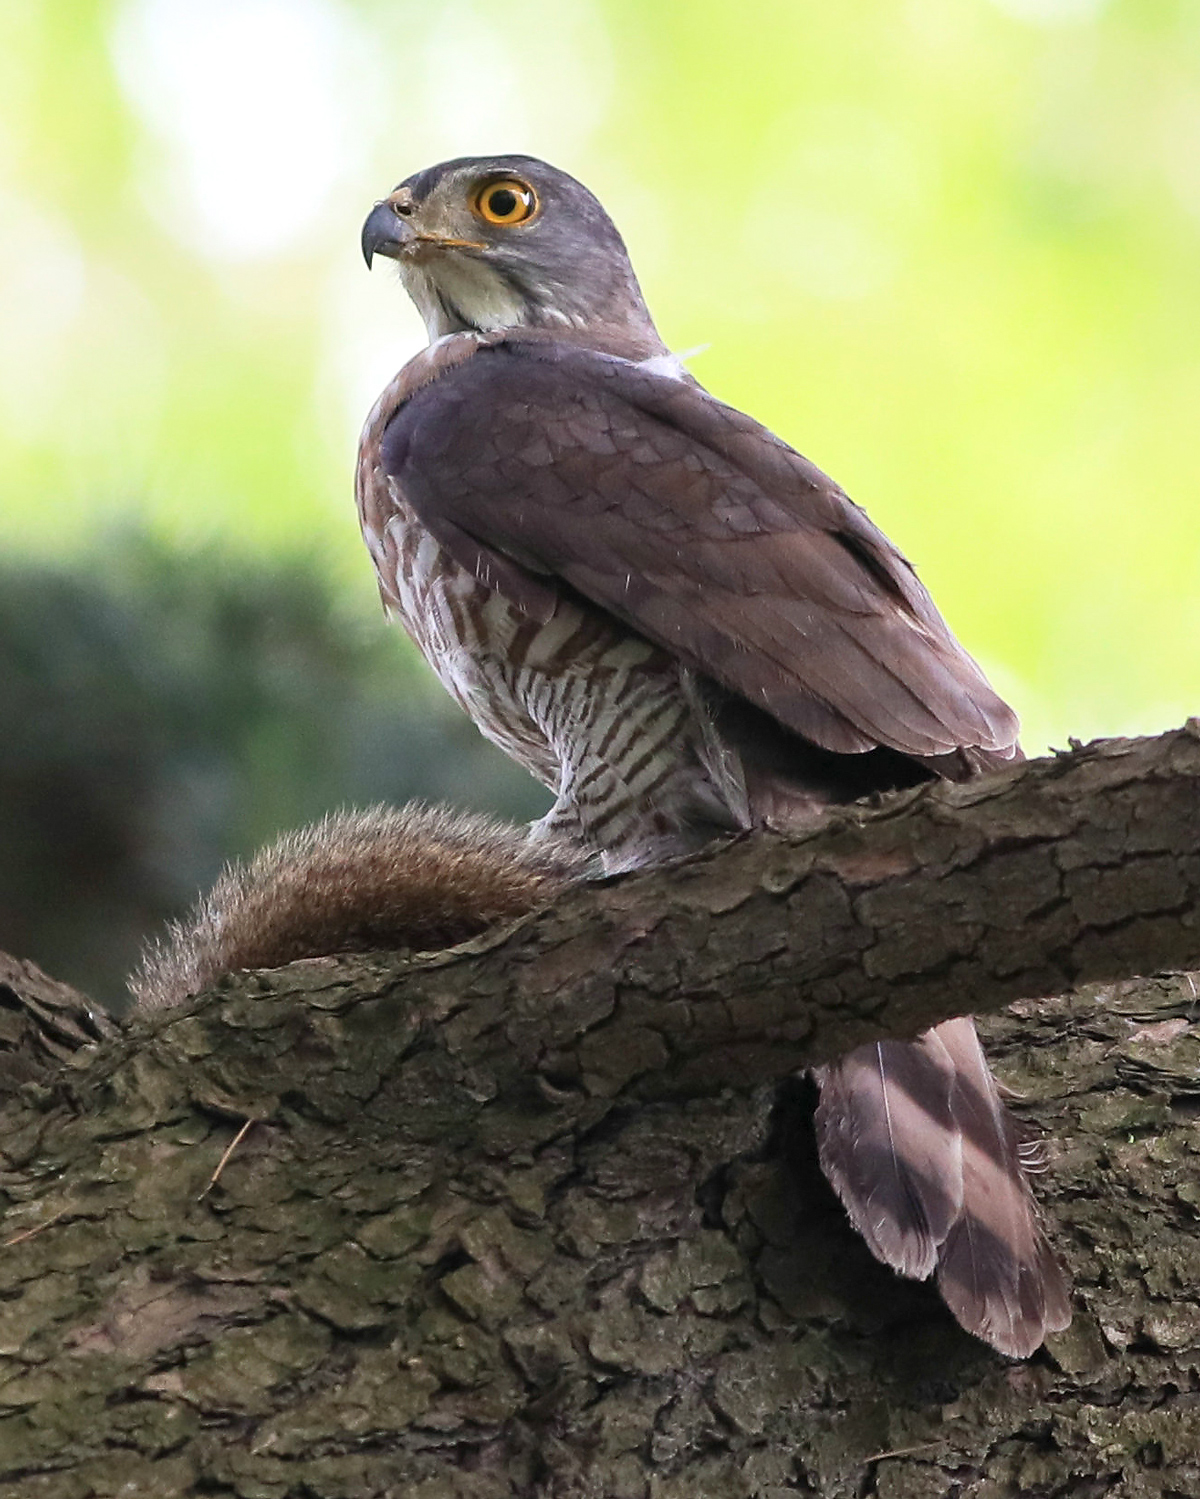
[3,0,1197,748]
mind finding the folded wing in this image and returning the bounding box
[380,337,1019,761]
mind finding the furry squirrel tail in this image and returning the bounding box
[130,805,583,1010]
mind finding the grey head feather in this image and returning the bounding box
[366,154,667,358]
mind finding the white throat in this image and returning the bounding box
[400,257,532,340]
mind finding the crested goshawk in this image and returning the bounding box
[357,155,1070,1357]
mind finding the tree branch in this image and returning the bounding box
[211,723,1198,1106]
[4,725,1200,1498]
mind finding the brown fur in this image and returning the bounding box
[129,805,583,1010]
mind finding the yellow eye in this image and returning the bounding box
[472,178,538,226]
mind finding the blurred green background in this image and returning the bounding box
[1,0,1197,1004]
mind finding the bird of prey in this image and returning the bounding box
[357,154,1070,1357]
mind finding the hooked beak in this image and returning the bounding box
[362,197,490,269]
[361,201,412,268]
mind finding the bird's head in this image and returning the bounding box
[362,155,665,356]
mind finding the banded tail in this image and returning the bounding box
[814,1016,1071,1357]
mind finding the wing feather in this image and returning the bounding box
[380,337,1019,760]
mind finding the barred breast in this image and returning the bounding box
[357,342,748,870]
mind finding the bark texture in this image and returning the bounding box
[1,728,1199,1498]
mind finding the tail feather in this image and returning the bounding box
[814,1016,1070,1356]
[932,1018,1072,1356]
[814,1033,961,1279]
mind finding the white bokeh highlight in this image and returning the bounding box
[0,191,87,434]
[986,0,1108,23]
[111,0,617,459]
[111,0,382,261]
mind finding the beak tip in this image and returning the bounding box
[361,200,408,272]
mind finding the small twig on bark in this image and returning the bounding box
[198,1118,258,1199]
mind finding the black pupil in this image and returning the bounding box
[489,187,520,218]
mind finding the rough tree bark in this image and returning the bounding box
[1,727,1198,1499]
